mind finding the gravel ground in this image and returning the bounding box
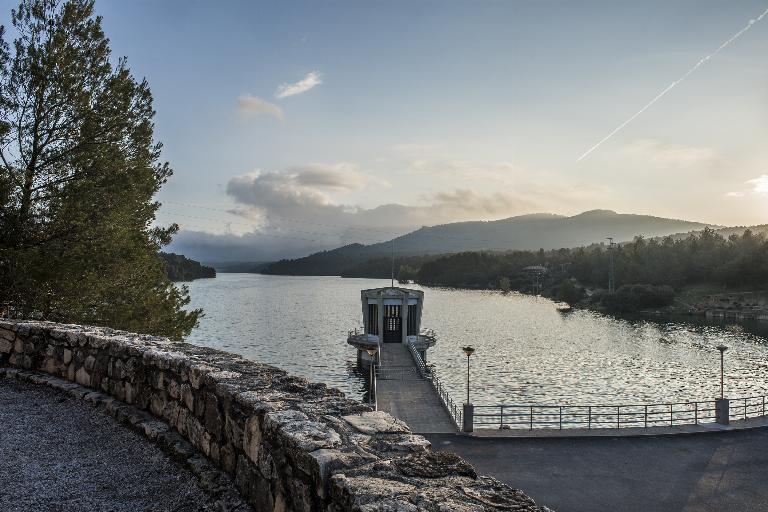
[0,378,234,512]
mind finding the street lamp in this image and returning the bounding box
[716,345,728,399]
[366,347,378,407]
[462,346,475,404]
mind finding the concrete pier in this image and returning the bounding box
[375,344,457,433]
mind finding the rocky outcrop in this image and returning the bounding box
[0,320,549,511]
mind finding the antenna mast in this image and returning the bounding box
[606,237,615,294]
[391,238,395,287]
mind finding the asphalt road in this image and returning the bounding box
[426,430,768,512]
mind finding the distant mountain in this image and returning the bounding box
[262,210,714,276]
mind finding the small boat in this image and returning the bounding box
[555,303,573,313]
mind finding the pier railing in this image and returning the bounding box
[407,340,463,429]
[473,395,768,430]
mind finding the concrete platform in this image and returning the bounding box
[375,344,457,434]
[427,427,768,512]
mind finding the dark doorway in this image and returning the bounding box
[383,304,402,343]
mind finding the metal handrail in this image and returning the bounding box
[474,395,768,430]
[407,340,463,429]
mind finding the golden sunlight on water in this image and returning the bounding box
[186,274,768,406]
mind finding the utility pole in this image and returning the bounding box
[391,238,395,287]
[606,237,615,294]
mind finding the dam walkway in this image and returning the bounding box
[374,343,458,433]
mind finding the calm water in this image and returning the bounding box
[185,274,768,406]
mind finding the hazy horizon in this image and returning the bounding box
[4,0,764,261]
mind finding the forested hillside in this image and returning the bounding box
[160,253,216,282]
[260,210,713,276]
[413,228,766,289]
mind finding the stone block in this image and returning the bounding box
[150,391,168,417]
[243,416,262,465]
[124,381,135,404]
[75,367,91,387]
[0,339,12,354]
[342,411,410,435]
[204,392,223,439]
[168,378,180,399]
[181,384,195,411]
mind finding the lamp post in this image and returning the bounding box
[715,344,729,424]
[461,346,475,432]
[366,347,378,408]
[462,346,475,404]
[717,345,728,399]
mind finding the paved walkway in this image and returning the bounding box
[427,429,768,512]
[0,378,247,512]
[375,343,456,433]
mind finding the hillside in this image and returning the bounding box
[160,252,216,282]
[261,210,713,276]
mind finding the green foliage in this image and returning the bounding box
[412,229,768,294]
[553,279,583,304]
[160,252,216,282]
[0,0,200,339]
[599,284,675,313]
[264,244,371,276]
[397,264,418,283]
[338,254,436,279]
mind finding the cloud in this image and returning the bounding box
[172,157,606,262]
[747,174,768,195]
[275,71,322,98]
[725,174,768,198]
[224,161,540,237]
[237,95,283,120]
[623,139,717,165]
[226,163,371,212]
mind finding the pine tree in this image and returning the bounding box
[0,0,201,338]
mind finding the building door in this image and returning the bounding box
[383,304,402,343]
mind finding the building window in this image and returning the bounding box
[367,304,378,335]
[407,304,418,335]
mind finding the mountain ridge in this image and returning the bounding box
[259,210,718,276]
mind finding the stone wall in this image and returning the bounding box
[0,320,548,511]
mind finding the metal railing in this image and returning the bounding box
[730,396,767,421]
[474,395,768,430]
[407,340,463,429]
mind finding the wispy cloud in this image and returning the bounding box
[577,6,768,161]
[275,71,322,98]
[623,139,717,165]
[726,174,768,198]
[237,94,283,121]
[747,174,768,195]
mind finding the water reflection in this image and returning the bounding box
[186,274,768,406]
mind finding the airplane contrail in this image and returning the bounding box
[577,6,768,162]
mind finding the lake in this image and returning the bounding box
[185,273,768,407]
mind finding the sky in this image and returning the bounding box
[3,0,767,261]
